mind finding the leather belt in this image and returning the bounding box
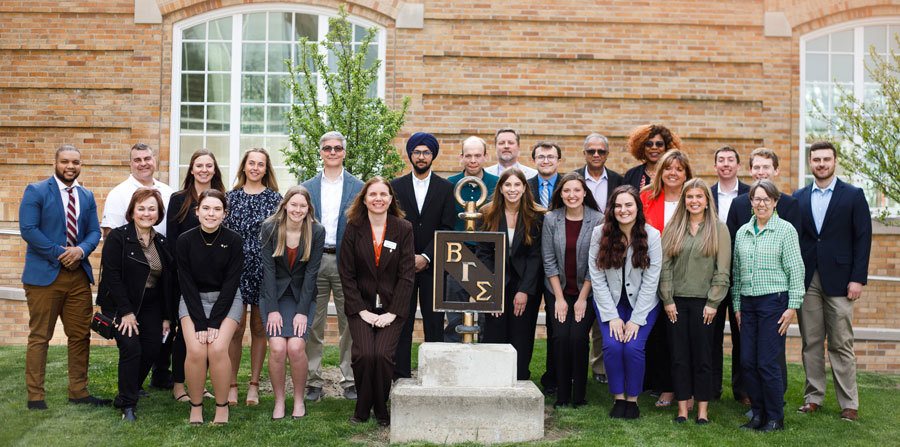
[323,246,337,254]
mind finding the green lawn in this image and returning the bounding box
[1,344,897,446]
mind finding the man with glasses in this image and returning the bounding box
[571,133,623,384]
[485,127,538,179]
[302,131,363,401]
[391,132,457,379]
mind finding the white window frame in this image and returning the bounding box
[169,3,387,188]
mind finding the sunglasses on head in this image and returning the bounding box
[644,140,666,149]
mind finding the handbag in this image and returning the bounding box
[91,312,116,339]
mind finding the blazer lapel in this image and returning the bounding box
[360,217,377,277]
[46,177,65,222]
[309,173,323,221]
[819,180,844,234]
[419,174,440,217]
[338,172,355,215]
[377,217,401,273]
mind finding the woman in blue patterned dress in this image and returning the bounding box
[224,148,283,406]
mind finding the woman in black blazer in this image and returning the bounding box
[259,186,325,420]
[338,177,415,427]
[98,188,175,421]
[479,168,545,380]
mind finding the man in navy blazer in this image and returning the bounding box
[390,132,456,379]
[301,131,364,401]
[19,145,106,410]
[793,141,871,422]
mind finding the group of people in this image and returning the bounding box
[19,123,871,432]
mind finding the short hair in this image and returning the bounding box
[808,141,837,158]
[461,136,488,155]
[714,145,740,164]
[531,141,561,159]
[55,144,80,159]
[197,188,228,211]
[583,133,610,150]
[130,143,155,157]
[494,127,520,144]
[319,131,346,147]
[125,187,166,226]
[749,147,779,169]
[749,179,781,202]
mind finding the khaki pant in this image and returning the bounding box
[24,268,93,401]
[590,319,606,375]
[798,271,858,410]
[305,253,354,389]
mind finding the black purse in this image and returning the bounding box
[91,312,116,339]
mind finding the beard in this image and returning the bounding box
[55,167,80,184]
[412,162,432,175]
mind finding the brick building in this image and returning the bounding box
[0,0,898,371]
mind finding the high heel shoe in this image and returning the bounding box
[189,400,204,426]
[227,383,238,407]
[212,401,229,426]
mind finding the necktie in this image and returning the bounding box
[65,186,77,247]
[541,180,550,207]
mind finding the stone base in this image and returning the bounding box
[390,378,544,444]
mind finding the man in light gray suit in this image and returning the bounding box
[302,131,364,401]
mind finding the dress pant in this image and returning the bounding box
[347,313,404,421]
[550,294,595,405]
[24,268,93,401]
[601,300,660,397]
[711,292,744,399]
[798,271,858,410]
[539,287,556,390]
[171,324,187,383]
[113,287,163,408]
[306,253,354,389]
[741,292,788,423]
[150,327,174,385]
[643,309,673,393]
[482,280,541,380]
[667,297,714,402]
[394,267,444,379]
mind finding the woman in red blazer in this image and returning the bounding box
[639,149,692,408]
[338,177,415,427]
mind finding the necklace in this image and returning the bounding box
[200,228,221,246]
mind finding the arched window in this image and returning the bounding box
[800,19,900,212]
[171,5,385,189]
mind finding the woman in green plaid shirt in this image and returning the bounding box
[732,179,805,432]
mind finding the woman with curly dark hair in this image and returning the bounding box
[588,185,661,419]
[623,124,682,190]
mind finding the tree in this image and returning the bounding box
[814,38,900,210]
[284,6,410,181]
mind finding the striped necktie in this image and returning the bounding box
[540,180,550,207]
[65,186,77,247]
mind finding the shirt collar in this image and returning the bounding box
[413,171,431,185]
[128,174,160,188]
[584,167,607,182]
[812,176,837,194]
[322,168,344,184]
[716,181,739,195]
[53,175,79,191]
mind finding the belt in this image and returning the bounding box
[323,246,337,254]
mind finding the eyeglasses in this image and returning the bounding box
[644,140,666,149]
[751,197,773,205]
[321,145,345,153]
[535,155,558,162]
[411,150,433,158]
[584,149,608,157]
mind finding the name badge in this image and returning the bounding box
[383,240,397,250]
[375,293,382,309]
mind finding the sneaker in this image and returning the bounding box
[306,386,323,401]
[343,386,358,401]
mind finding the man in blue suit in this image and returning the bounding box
[19,145,107,410]
[302,131,364,401]
[793,141,871,422]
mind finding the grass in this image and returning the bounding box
[1,343,898,446]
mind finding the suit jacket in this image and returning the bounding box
[338,214,416,318]
[623,164,650,190]
[541,206,604,293]
[793,179,872,296]
[390,172,456,263]
[19,177,101,286]
[640,189,668,232]
[588,224,662,326]
[527,173,561,208]
[726,189,801,248]
[497,212,544,296]
[710,181,750,214]
[302,169,363,259]
[573,166,624,197]
[97,223,176,321]
[258,221,326,319]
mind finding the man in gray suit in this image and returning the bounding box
[302,131,364,401]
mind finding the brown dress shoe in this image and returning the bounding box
[798,402,820,413]
[841,408,858,421]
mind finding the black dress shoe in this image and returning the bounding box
[69,395,112,406]
[552,401,570,409]
[348,416,367,424]
[138,388,150,398]
[740,414,766,430]
[149,374,174,390]
[593,373,608,384]
[673,416,688,424]
[122,407,137,422]
[609,399,627,418]
[543,386,557,396]
[624,401,640,419]
[27,400,48,410]
[757,419,784,432]
[377,418,390,427]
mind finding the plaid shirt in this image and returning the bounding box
[731,213,805,312]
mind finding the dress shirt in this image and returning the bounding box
[810,176,837,234]
[413,171,431,213]
[320,169,344,247]
[485,162,538,179]
[731,214,805,312]
[102,175,174,235]
[54,176,80,221]
[715,180,739,222]
[584,168,609,212]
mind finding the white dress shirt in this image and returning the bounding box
[485,162,538,179]
[101,175,175,235]
[584,168,610,211]
[413,171,432,213]
[320,169,344,248]
[715,181,739,222]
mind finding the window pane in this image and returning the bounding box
[207,73,231,102]
[807,35,827,52]
[181,74,205,102]
[267,106,289,134]
[206,136,230,170]
[805,82,830,113]
[183,23,205,40]
[207,42,231,71]
[273,167,295,191]
[241,106,265,133]
[864,53,877,82]
[365,45,378,69]
[805,53,828,82]
[295,14,318,41]
[241,74,265,103]
[831,54,853,82]
[267,74,290,104]
[243,13,267,40]
[268,43,292,72]
[180,135,204,164]
[243,43,266,72]
[293,45,318,73]
[182,42,206,71]
[240,136,266,152]
[891,26,900,51]
[269,12,292,41]
[831,29,854,52]
[180,105,205,130]
[206,105,230,131]
[267,138,289,164]
[208,17,232,40]
[865,26,887,53]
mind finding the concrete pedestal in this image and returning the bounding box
[390,343,544,444]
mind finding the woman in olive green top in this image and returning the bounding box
[659,178,731,425]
